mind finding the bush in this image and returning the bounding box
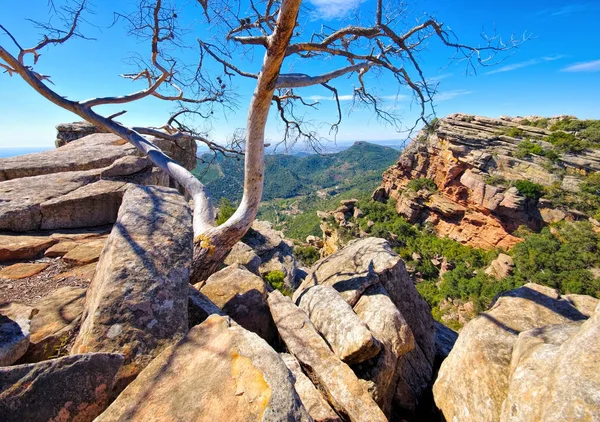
[504,127,526,138]
[216,198,235,225]
[520,118,549,128]
[485,174,507,186]
[514,180,545,200]
[515,140,544,159]
[581,173,600,196]
[547,131,589,153]
[264,271,292,296]
[294,245,320,266]
[407,178,437,192]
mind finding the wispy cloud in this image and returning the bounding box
[307,93,408,102]
[485,55,565,75]
[562,59,600,73]
[537,3,593,17]
[436,90,472,102]
[307,0,365,20]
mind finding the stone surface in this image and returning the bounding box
[564,293,599,317]
[0,235,56,262]
[224,241,262,275]
[0,302,35,366]
[97,315,310,422]
[298,284,381,364]
[71,186,192,392]
[280,353,341,422]
[54,262,97,282]
[268,290,388,422]
[485,253,515,279]
[433,321,458,371]
[62,237,107,265]
[352,283,415,415]
[243,220,299,288]
[433,283,588,422]
[55,121,110,147]
[0,263,49,279]
[0,352,123,422]
[20,287,86,363]
[44,240,80,257]
[199,265,277,345]
[188,286,223,328]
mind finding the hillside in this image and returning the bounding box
[193,141,400,203]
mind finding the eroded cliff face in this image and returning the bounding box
[376,114,600,249]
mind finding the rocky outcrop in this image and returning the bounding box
[0,302,35,365]
[71,186,192,392]
[55,121,110,147]
[0,352,123,422]
[485,253,515,279]
[98,315,310,422]
[433,283,591,422]
[243,220,299,288]
[268,290,388,422]
[375,114,599,249]
[296,238,435,416]
[197,264,277,345]
[224,241,262,275]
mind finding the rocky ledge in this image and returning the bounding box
[374,114,600,249]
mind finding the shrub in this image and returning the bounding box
[520,118,549,129]
[581,173,600,196]
[547,131,589,153]
[407,178,437,192]
[294,245,320,266]
[515,139,544,158]
[504,127,525,138]
[264,270,292,296]
[216,198,235,225]
[514,180,545,200]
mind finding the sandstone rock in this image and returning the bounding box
[72,186,192,392]
[352,283,415,415]
[564,293,599,317]
[62,238,107,265]
[44,240,80,257]
[433,283,588,422]
[224,241,262,275]
[53,262,97,282]
[20,287,86,363]
[55,121,109,147]
[298,284,381,364]
[280,353,341,422]
[0,263,49,279]
[268,290,387,422]
[199,265,277,345]
[0,303,35,366]
[188,286,223,328]
[0,352,123,421]
[100,156,150,178]
[0,235,56,261]
[97,315,310,422]
[485,253,515,279]
[243,220,299,289]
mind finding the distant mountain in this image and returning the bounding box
[193,141,402,203]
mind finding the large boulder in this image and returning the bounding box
[433,283,588,422]
[197,265,277,345]
[19,286,86,363]
[296,237,435,414]
[97,315,310,422]
[0,302,35,366]
[243,220,299,289]
[268,290,388,422]
[0,352,123,422]
[224,241,262,275]
[71,186,192,392]
[298,284,381,364]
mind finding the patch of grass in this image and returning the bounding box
[407,178,438,192]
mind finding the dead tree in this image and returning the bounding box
[0,0,524,282]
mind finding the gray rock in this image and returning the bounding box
[55,121,109,147]
[0,352,123,422]
[98,315,310,422]
[485,253,515,279]
[0,303,35,366]
[71,186,192,393]
[188,286,223,328]
[298,284,381,364]
[224,241,262,275]
[433,321,458,370]
[199,265,278,345]
[100,156,150,178]
[268,290,388,422]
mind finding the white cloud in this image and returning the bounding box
[435,90,472,102]
[307,0,365,20]
[485,55,565,75]
[562,59,600,73]
[537,4,593,17]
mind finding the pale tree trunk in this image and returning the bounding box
[190,0,302,282]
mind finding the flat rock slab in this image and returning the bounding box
[0,133,136,181]
[98,315,310,422]
[0,352,124,422]
[280,353,341,422]
[72,186,192,393]
[44,240,80,257]
[62,238,107,265]
[0,302,35,366]
[268,290,387,422]
[0,263,50,279]
[0,235,56,262]
[298,284,380,364]
[53,262,97,282]
[200,265,277,345]
[20,286,86,363]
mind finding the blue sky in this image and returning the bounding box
[1,0,599,148]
